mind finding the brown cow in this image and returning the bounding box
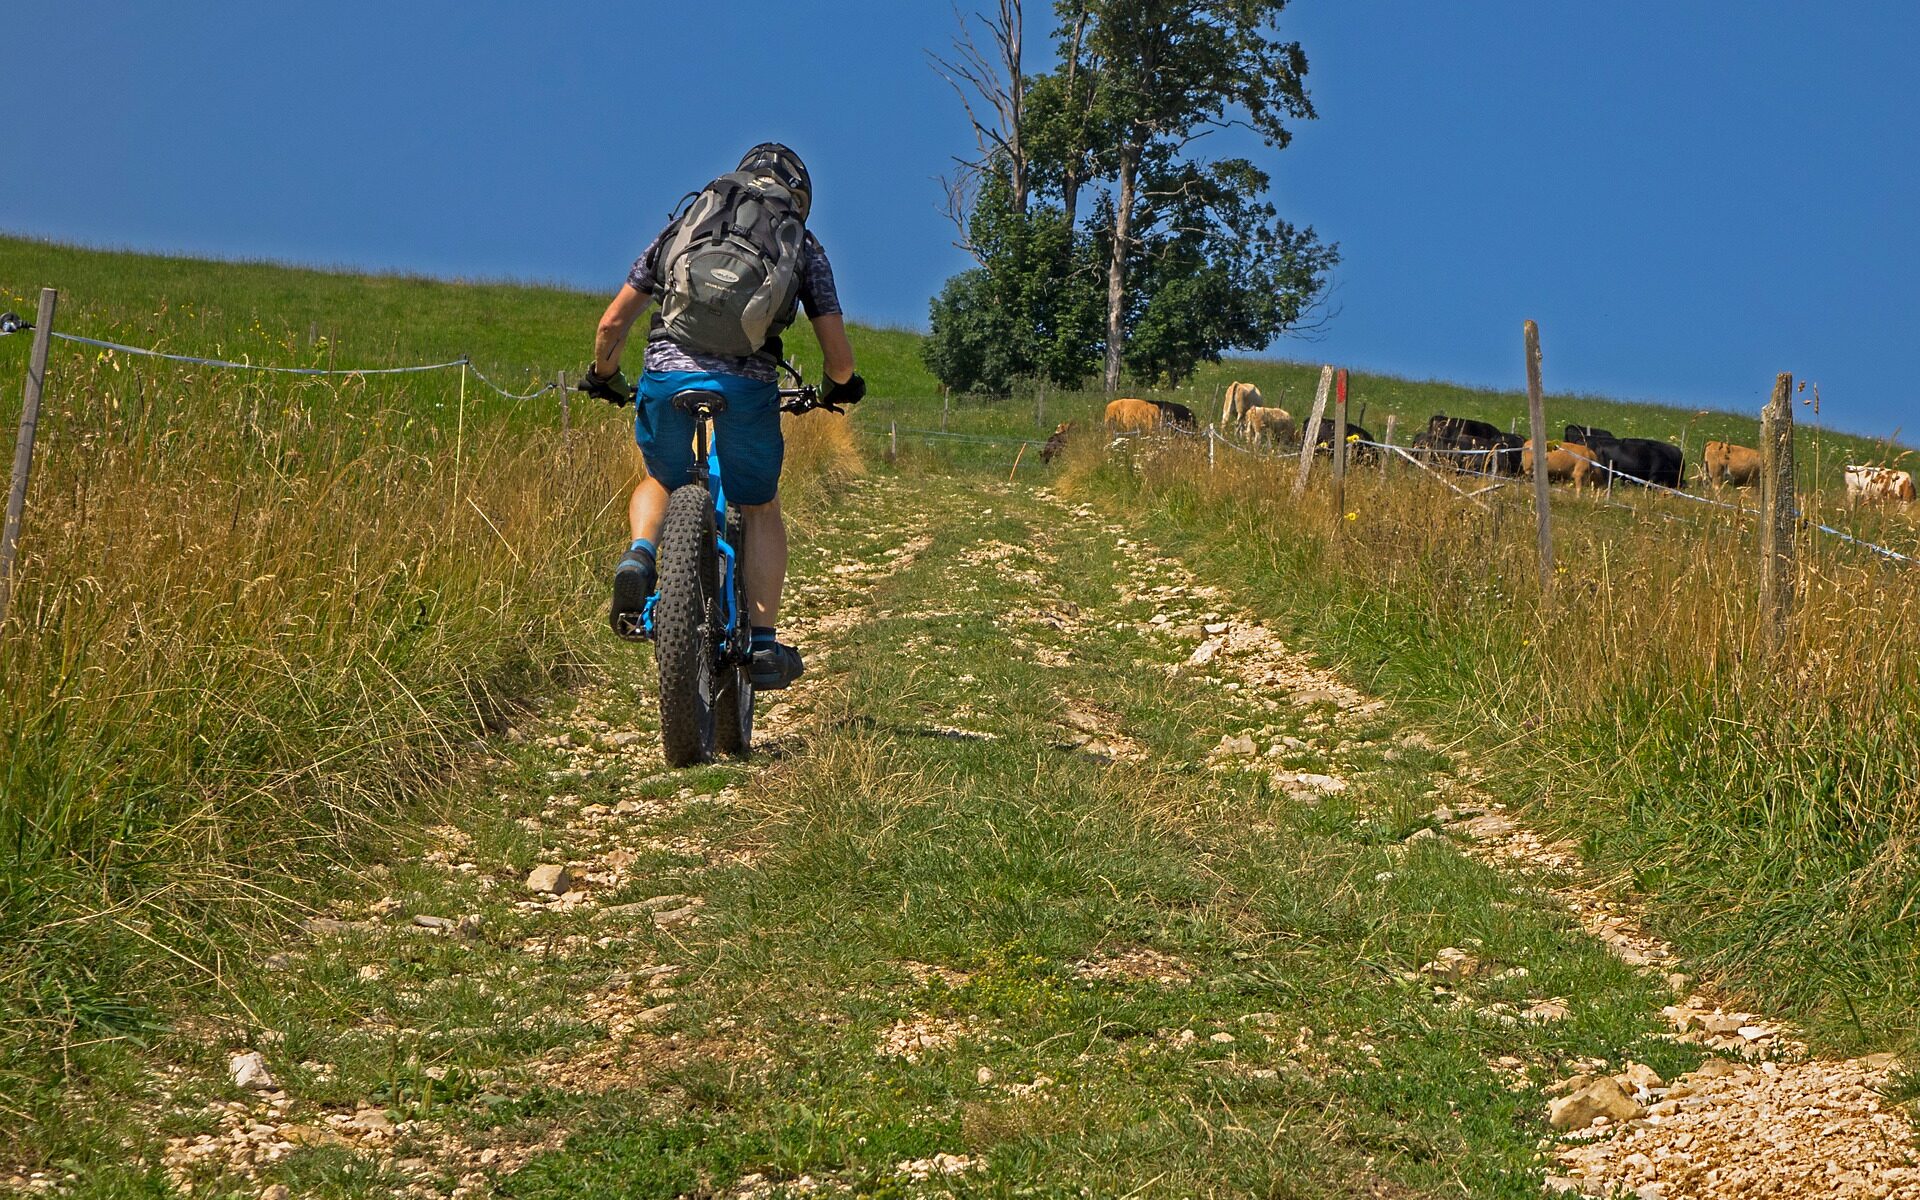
[1520,439,1600,488]
[1105,397,1163,435]
[1846,464,1916,504]
[1702,441,1762,487]
[1040,421,1074,464]
[1241,406,1295,447]
[1222,381,1263,425]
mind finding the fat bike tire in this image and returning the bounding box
[712,506,754,758]
[655,484,719,767]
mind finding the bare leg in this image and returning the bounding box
[629,475,669,544]
[740,495,787,629]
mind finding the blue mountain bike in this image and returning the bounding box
[628,364,838,767]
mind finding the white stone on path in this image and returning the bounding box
[228,1051,275,1092]
[526,864,574,895]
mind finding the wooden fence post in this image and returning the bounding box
[1208,424,1217,473]
[1382,414,1398,476]
[452,361,468,536]
[889,421,898,464]
[1524,320,1554,603]
[942,387,950,432]
[1332,368,1349,522]
[1,287,58,627]
[1292,365,1334,498]
[1759,371,1796,645]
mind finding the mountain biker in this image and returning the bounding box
[580,143,864,691]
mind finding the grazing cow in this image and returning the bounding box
[1313,421,1378,465]
[1846,464,1916,504]
[1104,397,1163,435]
[1563,424,1617,446]
[1421,414,1521,474]
[1562,426,1683,488]
[1484,431,1526,476]
[1041,421,1074,464]
[1222,381,1264,425]
[1520,439,1600,487]
[1149,398,1198,431]
[1242,405,1295,447]
[1702,441,1762,487]
[1427,414,1505,444]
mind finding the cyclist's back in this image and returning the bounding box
[579,143,866,692]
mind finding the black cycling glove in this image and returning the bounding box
[579,366,634,407]
[820,372,866,413]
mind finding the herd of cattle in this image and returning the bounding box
[1047,381,1919,505]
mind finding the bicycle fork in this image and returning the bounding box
[639,417,744,660]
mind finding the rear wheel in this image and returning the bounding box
[655,485,718,767]
[712,506,754,758]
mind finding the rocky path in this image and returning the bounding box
[1039,492,1917,1200]
[54,471,1915,1200]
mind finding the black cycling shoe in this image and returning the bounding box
[610,545,656,640]
[749,642,805,690]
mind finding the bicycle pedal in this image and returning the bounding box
[614,612,651,642]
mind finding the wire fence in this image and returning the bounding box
[1195,422,1920,567]
[15,319,1918,566]
[27,328,563,401]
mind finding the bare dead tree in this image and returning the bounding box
[1056,5,1092,229]
[930,0,1029,245]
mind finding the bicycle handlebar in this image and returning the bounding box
[779,385,862,416]
[778,385,820,414]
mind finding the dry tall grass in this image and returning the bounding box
[781,408,866,526]
[1068,436,1920,1043]
[0,341,863,1127]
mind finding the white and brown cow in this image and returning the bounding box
[1845,464,1916,504]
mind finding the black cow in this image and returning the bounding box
[1428,413,1504,443]
[1313,421,1378,465]
[1423,414,1522,474]
[1484,431,1526,476]
[1568,427,1684,488]
[1149,399,1198,431]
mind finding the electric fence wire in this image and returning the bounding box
[30,323,1920,566]
[43,328,564,402]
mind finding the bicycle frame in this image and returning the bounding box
[637,411,742,649]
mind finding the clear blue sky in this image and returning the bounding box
[4,3,1915,435]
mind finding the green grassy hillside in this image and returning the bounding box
[0,236,931,1155]
[858,353,1905,503]
[0,237,941,406]
[5,238,1916,1185]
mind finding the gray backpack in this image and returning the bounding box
[651,171,808,359]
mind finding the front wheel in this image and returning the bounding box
[654,484,718,767]
[712,506,754,758]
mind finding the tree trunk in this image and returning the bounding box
[1058,9,1088,229]
[1005,0,1027,215]
[1104,146,1137,396]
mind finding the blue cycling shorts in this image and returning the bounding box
[634,370,785,506]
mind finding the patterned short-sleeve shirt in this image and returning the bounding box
[627,224,841,383]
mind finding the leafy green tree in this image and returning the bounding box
[1121,156,1336,385]
[923,0,1334,397]
[923,167,1106,395]
[1072,0,1325,393]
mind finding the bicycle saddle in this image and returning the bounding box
[671,389,728,416]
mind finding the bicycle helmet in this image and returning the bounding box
[738,142,812,219]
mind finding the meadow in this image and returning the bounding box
[0,236,911,1145]
[7,236,1920,1183]
[866,355,1920,1059]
